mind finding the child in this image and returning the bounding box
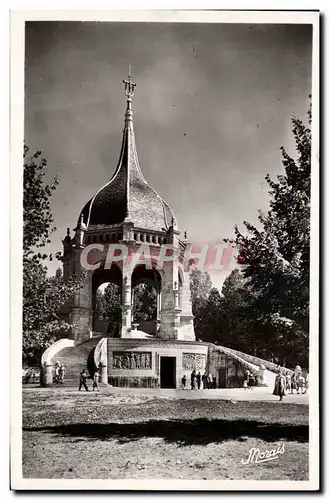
[93,369,100,392]
[79,369,89,391]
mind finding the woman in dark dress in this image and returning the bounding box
[273,368,286,401]
[191,370,197,390]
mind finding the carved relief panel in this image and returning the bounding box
[182,353,207,371]
[112,351,152,370]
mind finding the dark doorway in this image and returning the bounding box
[160,357,176,388]
[218,368,227,388]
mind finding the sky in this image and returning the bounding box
[24,21,312,289]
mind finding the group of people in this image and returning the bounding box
[22,367,38,384]
[79,368,100,392]
[54,361,66,384]
[273,365,309,401]
[243,370,258,389]
[181,370,217,390]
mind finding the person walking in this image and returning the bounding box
[58,364,66,385]
[212,375,217,389]
[196,372,201,390]
[54,361,61,383]
[202,372,208,389]
[273,368,286,401]
[92,369,100,392]
[191,370,196,390]
[79,369,89,391]
[181,375,187,389]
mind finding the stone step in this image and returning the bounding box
[53,336,103,383]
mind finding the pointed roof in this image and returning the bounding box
[79,73,176,232]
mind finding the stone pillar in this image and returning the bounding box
[41,363,53,387]
[121,270,132,338]
[99,361,108,385]
[156,289,161,321]
[176,263,195,341]
[158,231,180,340]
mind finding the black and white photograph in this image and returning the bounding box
[10,10,319,490]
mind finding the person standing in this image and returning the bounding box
[92,369,100,392]
[181,375,187,389]
[243,369,250,389]
[248,372,255,390]
[196,372,201,390]
[207,372,213,389]
[55,361,61,383]
[58,364,66,384]
[79,369,89,391]
[202,372,208,389]
[273,368,286,401]
[191,370,196,390]
[212,375,217,389]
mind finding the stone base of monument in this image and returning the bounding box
[40,334,280,389]
[104,337,209,390]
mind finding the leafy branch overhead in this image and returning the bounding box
[23,145,59,261]
[23,145,83,365]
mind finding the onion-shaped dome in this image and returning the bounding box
[79,77,176,232]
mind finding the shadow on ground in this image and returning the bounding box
[24,418,308,445]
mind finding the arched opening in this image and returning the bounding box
[131,264,162,336]
[92,264,122,337]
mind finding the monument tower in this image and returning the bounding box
[61,71,195,343]
[41,73,279,390]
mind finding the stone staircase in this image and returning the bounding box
[53,336,103,387]
[211,344,292,387]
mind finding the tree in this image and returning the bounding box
[23,146,82,365]
[23,145,58,261]
[189,268,214,340]
[132,283,157,322]
[194,288,222,343]
[231,104,311,365]
[23,260,81,364]
[189,268,212,314]
[95,283,122,336]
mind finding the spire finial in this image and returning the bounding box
[67,228,70,237]
[123,67,136,100]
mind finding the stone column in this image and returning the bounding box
[176,265,195,341]
[121,270,132,338]
[41,363,53,387]
[159,262,179,340]
[156,289,161,321]
[99,361,108,385]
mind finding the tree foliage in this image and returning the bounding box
[191,106,311,368]
[23,146,82,365]
[234,106,311,340]
[189,268,212,314]
[95,283,122,336]
[132,283,157,322]
[23,145,58,261]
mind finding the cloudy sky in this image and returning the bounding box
[24,21,312,289]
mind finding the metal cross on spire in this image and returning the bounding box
[123,65,136,99]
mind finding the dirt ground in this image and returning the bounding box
[22,389,309,480]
